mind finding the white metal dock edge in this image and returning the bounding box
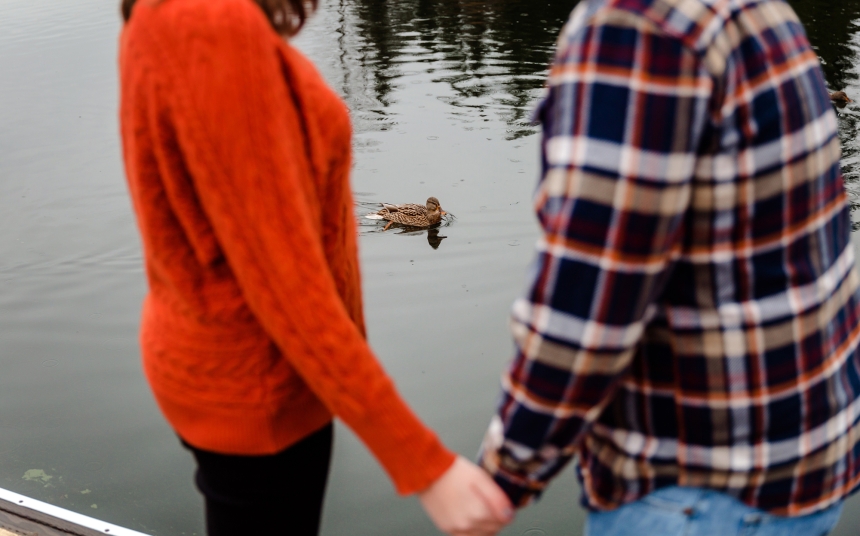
[0,487,149,536]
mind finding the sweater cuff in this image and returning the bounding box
[349,382,456,495]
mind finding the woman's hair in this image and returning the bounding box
[121,0,318,36]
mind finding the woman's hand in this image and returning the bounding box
[418,456,514,536]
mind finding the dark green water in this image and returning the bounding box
[0,0,859,534]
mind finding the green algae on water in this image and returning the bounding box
[22,469,52,486]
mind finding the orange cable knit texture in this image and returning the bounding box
[118,0,455,494]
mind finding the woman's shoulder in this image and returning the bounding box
[123,0,276,58]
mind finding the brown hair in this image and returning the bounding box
[121,0,317,36]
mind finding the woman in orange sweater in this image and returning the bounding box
[117,0,512,534]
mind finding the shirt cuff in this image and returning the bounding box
[477,416,547,507]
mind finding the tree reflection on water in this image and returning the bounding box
[319,0,860,227]
[321,0,572,139]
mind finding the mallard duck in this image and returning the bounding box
[369,197,446,231]
[830,91,852,104]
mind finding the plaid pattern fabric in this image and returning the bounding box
[479,0,860,515]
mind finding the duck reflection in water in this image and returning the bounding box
[384,223,448,249]
[426,228,447,249]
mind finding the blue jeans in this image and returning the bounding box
[585,487,844,536]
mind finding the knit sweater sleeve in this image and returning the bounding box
[137,0,455,494]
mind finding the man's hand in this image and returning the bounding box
[418,456,514,536]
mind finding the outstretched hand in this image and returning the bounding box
[418,456,514,536]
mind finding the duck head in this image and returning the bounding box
[426,196,446,216]
[830,91,852,104]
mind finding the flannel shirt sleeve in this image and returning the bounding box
[479,8,713,506]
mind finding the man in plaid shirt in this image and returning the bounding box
[479,0,860,532]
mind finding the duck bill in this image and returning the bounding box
[441,210,447,216]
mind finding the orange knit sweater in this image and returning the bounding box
[118,0,455,494]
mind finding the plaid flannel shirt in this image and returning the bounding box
[479,0,860,515]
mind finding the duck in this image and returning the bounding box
[830,90,852,104]
[369,197,446,231]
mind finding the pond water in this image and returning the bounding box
[1,0,859,534]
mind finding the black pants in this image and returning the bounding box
[183,423,333,536]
